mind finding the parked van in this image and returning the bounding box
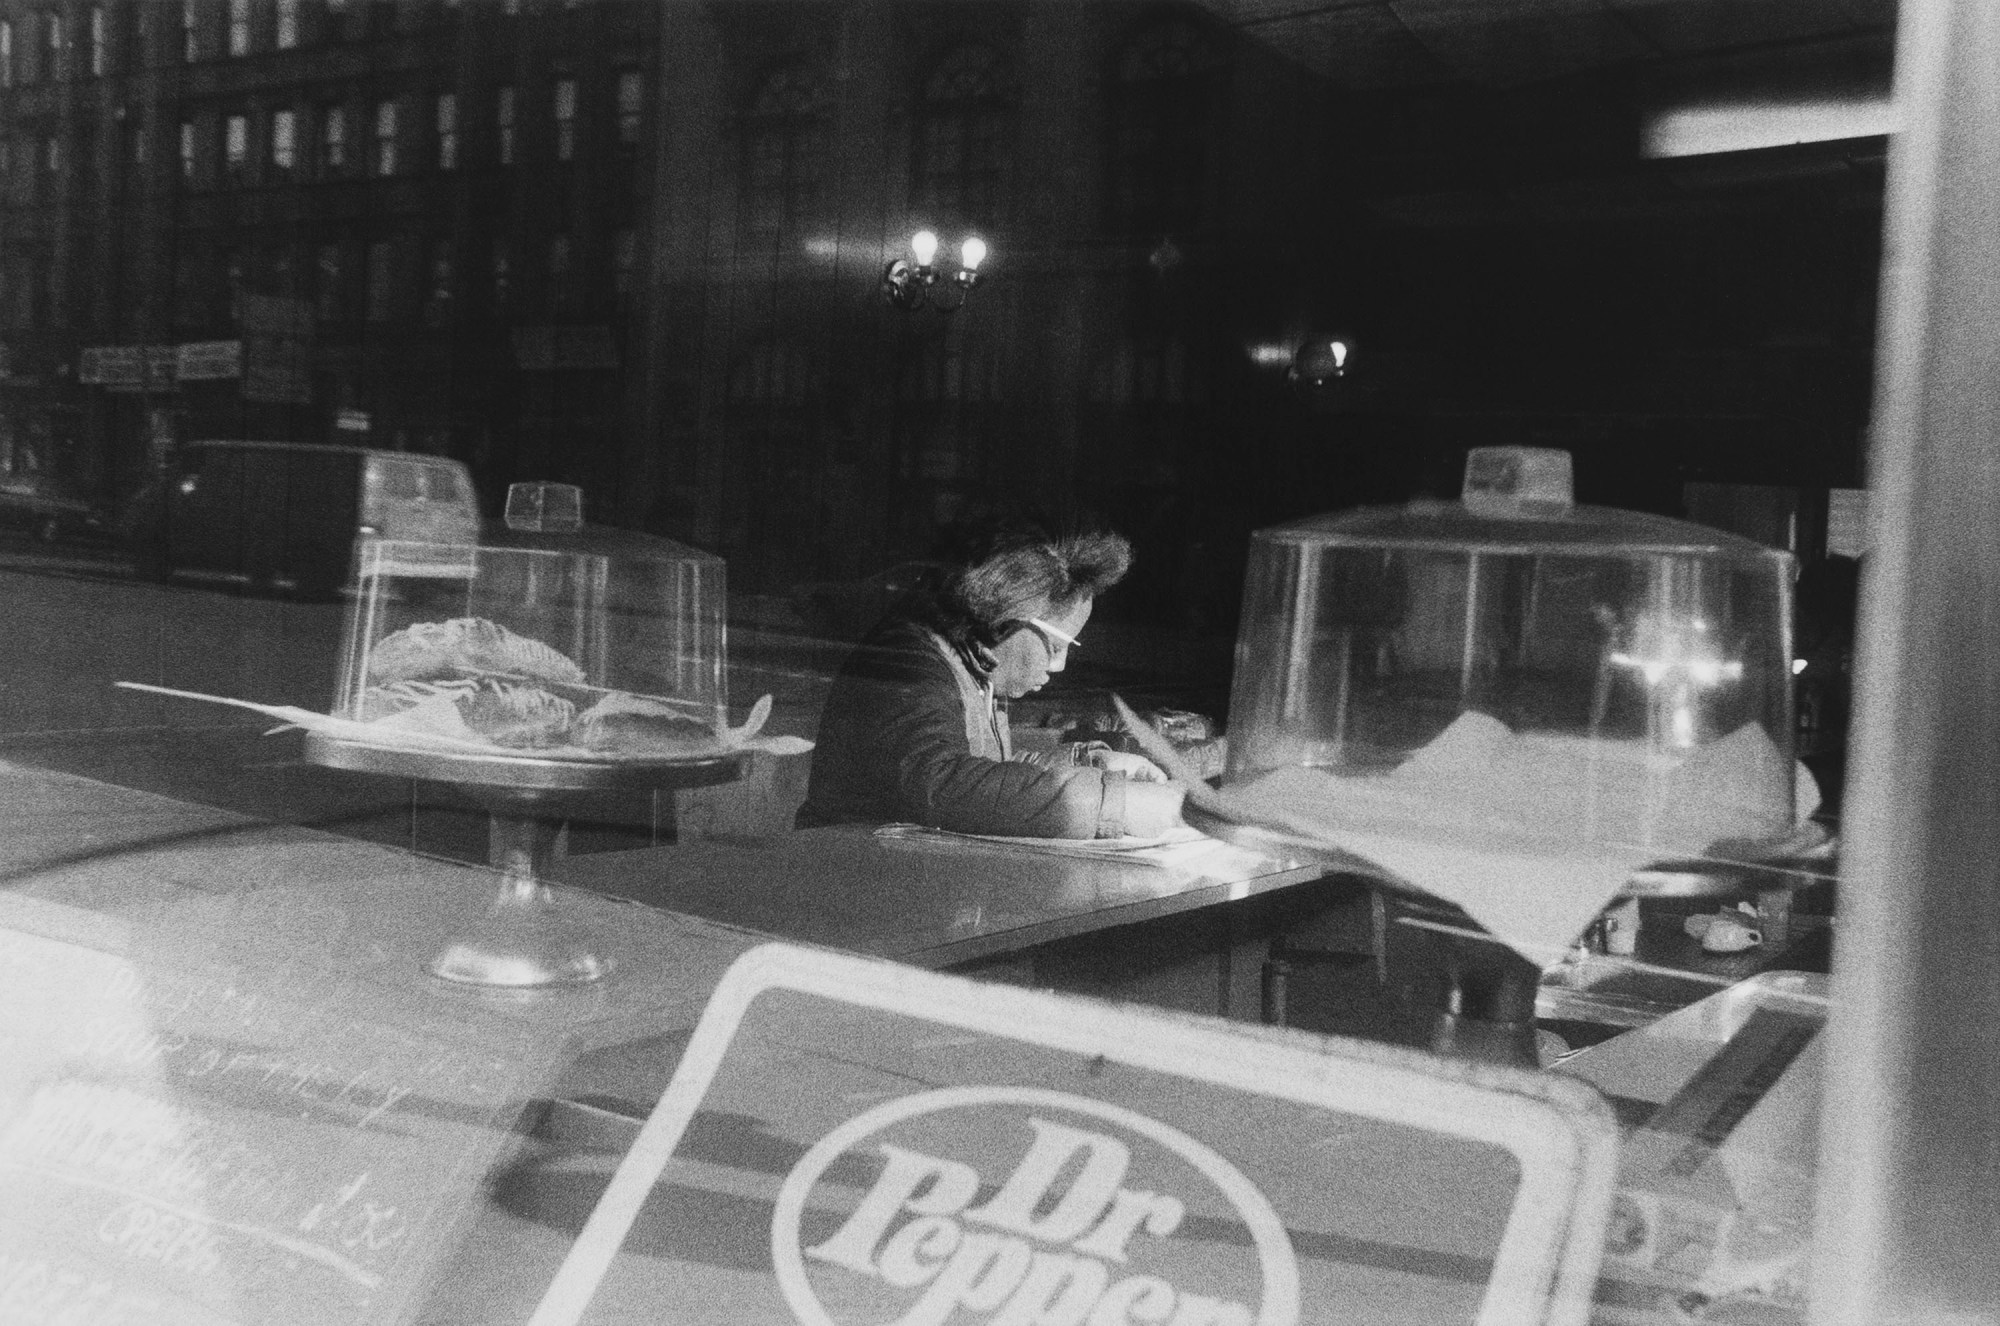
[125,442,480,597]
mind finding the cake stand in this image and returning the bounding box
[306,733,748,989]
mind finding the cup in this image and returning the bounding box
[1701,914,1763,953]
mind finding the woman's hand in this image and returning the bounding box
[1088,749,1169,783]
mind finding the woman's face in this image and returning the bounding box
[989,597,1093,700]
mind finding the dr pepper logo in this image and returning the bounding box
[771,1086,1300,1326]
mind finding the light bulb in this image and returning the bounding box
[960,235,988,273]
[910,230,939,267]
[1329,340,1348,369]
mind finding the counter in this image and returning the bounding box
[0,759,1821,1324]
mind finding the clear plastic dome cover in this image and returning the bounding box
[333,534,727,759]
[1224,449,1797,865]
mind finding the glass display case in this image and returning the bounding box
[316,535,740,988]
[333,537,727,760]
[1223,447,1798,865]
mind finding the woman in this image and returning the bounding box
[797,525,1185,838]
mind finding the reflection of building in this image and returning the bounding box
[0,0,659,513]
[0,0,1882,607]
[0,0,1341,599]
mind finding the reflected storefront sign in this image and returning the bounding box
[77,344,249,393]
[78,345,179,393]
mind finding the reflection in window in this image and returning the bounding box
[496,85,515,166]
[271,109,296,173]
[424,239,454,327]
[617,69,644,146]
[322,104,346,172]
[373,100,398,176]
[740,61,826,243]
[42,135,59,179]
[224,114,248,183]
[725,336,824,579]
[315,243,343,322]
[173,249,206,326]
[228,0,250,57]
[271,244,297,297]
[128,119,145,168]
[435,92,458,170]
[554,78,577,162]
[223,249,246,322]
[548,232,572,309]
[914,45,1013,229]
[179,120,196,181]
[491,237,512,310]
[366,239,395,322]
[276,0,299,50]
[613,226,637,304]
[1084,335,1208,488]
[1109,18,1218,236]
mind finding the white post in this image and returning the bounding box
[1812,1,2000,1320]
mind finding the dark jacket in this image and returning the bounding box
[797,614,1130,837]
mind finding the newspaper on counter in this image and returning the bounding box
[1118,697,1809,963]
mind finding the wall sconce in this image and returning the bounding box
[1288,333,1351,388]
[882,230,988,312]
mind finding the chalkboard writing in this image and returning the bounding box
[0,916,548,1326]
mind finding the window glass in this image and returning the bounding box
[322,104,346,171]
[0,21,12,88]
[228,0,251,56]
[617,69,644,145]
[373,100,398,176]
[180,0,198,62]
[914,45,1013,227]
[224,114,249,181]
[271,109,297,172]
[491,237,512,308]
[315,242,343,321]
[276,0,299,50]
[424,238,454,325]
[496,84,515,165]
[88,7,104,77]
[435,92,458,170]
[554,78,577,162]
[1108,18,1218,236]
[367,238,395,321]
[740,61,825,241]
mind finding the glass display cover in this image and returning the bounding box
[333,538,727,760]
[1224,449,1798,864]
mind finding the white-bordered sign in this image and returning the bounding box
[526,943,1618,1326]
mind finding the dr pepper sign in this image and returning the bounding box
[527,944,1618,1326]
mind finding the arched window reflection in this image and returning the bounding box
[740,61,826,246]
[914,44,1014,229]
[1108,17,1219,237]
[725,335,827,587]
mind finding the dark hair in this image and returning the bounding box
[951,529,1131,625]
[916,522,1132,660]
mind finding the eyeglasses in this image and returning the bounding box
[1026,616,1082,661]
